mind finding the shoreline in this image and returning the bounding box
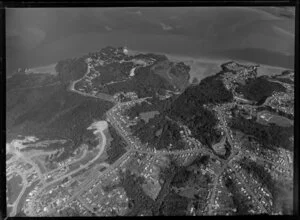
[128,48,291,80]
[8,47,292,81]
[25,63,58,75]
[128,48,291,71]
[128,48,227,65]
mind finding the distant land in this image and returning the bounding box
[6,7,294,75]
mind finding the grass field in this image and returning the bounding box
[26,63,58,75]
[257,111,293,127]
[7,174,23,204]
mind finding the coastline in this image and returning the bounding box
[128,48,291,80]
[25,63,58,75]
[7,46,291,81]
[128,48,291,71]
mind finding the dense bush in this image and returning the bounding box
[106,126,127,164]
[229,116,293,151]
[131,114,185,150]
[55,57,87,83]
[224,176,255,214]
[238,158,293,214]
[119,171,155,216]
[159,192,189,216]
[236,77,286,103]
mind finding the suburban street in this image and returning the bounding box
[18,59,291,216]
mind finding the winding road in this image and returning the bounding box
[10,59,282,216]
[37,120,109,196]
[68,65,116,103]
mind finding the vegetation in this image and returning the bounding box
[106,126,127,164]
[156,156,211,215]
[168,103,220,147]
[153,162,177,215]
[119,154,211,216]
[7,73,58,92]
[239,158,293,214]
[94,62,133,85]
[129,70,233,148]
[151,60,190,91]
[10,83,113,162]
[271,77,294,84]
[236,77,286,103]
[229,115,293,151]
[166,74,232,146]
[224,176,254,214]
[105,54,190,98]
[256,105,294,120]
[133,53,168,63]
[106,67,174,98]
[174,75,233,106]
[169,62,191,79]
[130,114,185,150]
[159,192,189,216]
[239,158,276,194]
[55,57,87,84]
[119,171,155,216]
[190,155,210,167]
[135,66,175,96]
[126,97,173,120]
[7,47,294,216]
[171,167,190,188]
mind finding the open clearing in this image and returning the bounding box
[7,174,23,204]
[257,111,293,127]
[26,63,58,75]
[140,111,160,123]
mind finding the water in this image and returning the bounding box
[6,7,295,75]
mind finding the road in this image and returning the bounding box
[46,93,220,215]
[68,65,116,103]
[6,142,74,216]
[43,147,88,178]
[232,168,268,214]
[70,150,133,198]
[22,60,272,216]
[36,121,109,195]
[46,150,134,216]
[206,103,261,215]
[207,172,222,215]
[244,152,293,173]
[133,147,222,162]
[207,147,240,215]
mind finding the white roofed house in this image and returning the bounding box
[123,46,129,55]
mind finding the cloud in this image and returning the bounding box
[160,22,173,31]
[104,26,112,31]
[169,15,178,20]
[135,10,142,16]
[126,10,142,16]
